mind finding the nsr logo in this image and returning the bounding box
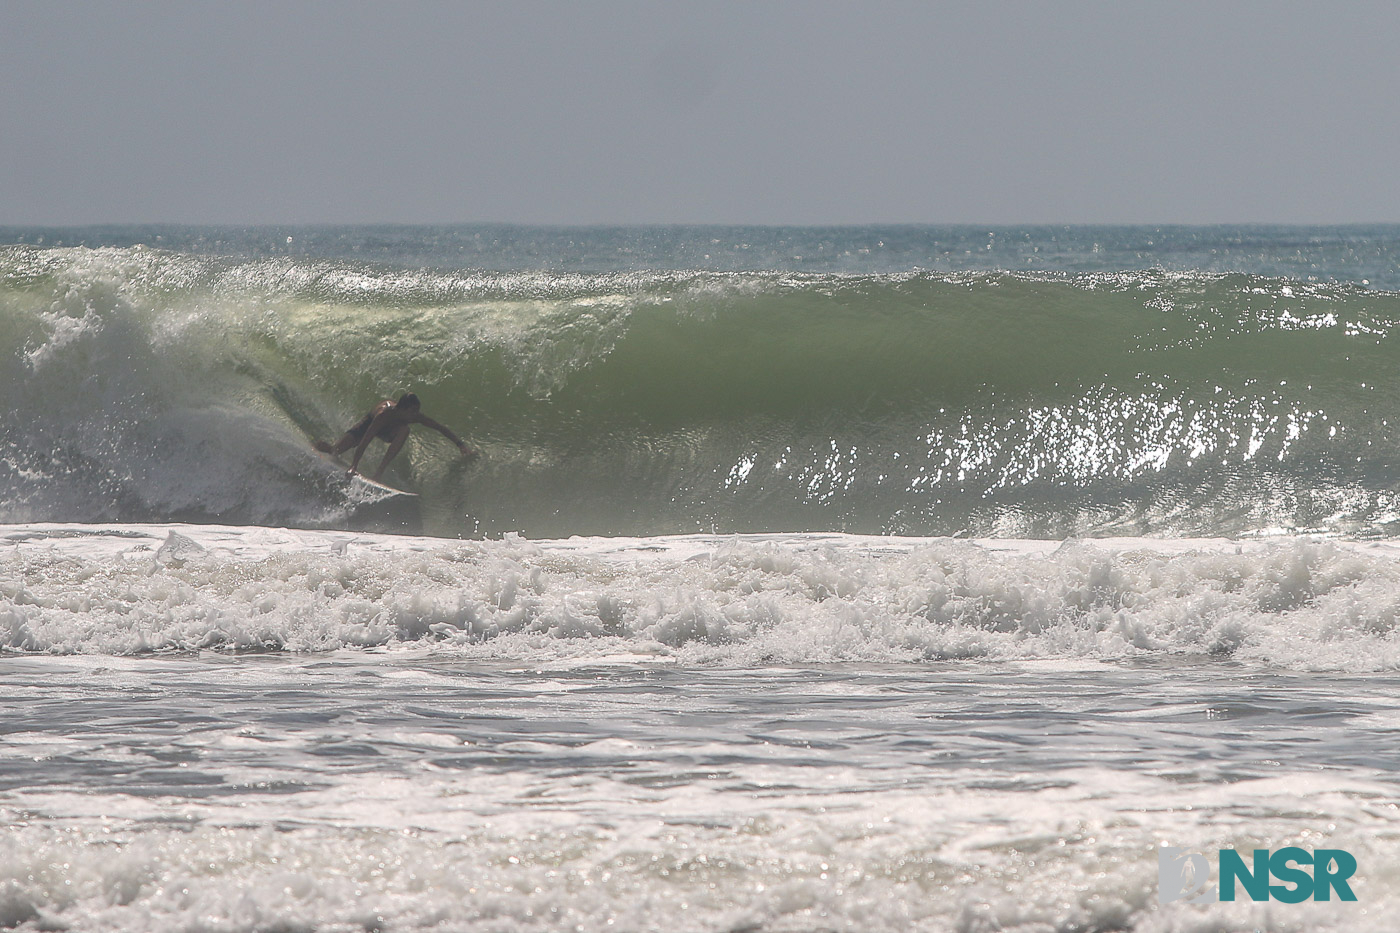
[1158,847,1357,904]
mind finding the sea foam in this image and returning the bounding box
[6,524,1400,670]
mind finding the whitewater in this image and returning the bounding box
[7,225,1400,931]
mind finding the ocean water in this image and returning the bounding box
[6,226,1400,931]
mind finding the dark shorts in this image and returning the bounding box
[346,413,399,444]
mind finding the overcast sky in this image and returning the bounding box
[3,1,1399,225]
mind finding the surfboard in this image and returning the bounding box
[313,449,422,533]
[347,470,419,499]
[315,450,419,498]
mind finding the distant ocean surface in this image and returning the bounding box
[6,225,1400,931]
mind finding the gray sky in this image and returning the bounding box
[3,1,1399,225]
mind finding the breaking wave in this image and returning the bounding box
[5,245,1400,537]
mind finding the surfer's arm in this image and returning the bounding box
[418,416,475,457]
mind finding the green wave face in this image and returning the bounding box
[5,246,1400,538]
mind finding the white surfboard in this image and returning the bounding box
[313,449,421,533]
[315,451,419,498]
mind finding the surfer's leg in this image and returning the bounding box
[325,414,374,457]
[324,431,362,456]
[373,426,411,480]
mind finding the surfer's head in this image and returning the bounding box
[396,392,421,412]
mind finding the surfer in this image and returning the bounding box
[314,392,476,481]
